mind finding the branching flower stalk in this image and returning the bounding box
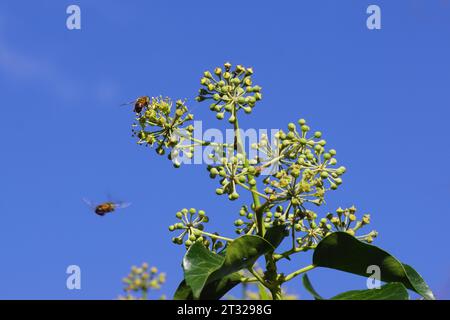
[129,62,378,300]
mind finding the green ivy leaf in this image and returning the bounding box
[313,232,435,300]
[209,235,274,281]
[174,273,242,300]
[302,274,324,300]
[182,241,225,299]
[264,225,287,250]
[331,283,409,300]
[180,235,274,299]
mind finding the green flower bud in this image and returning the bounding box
[198,210,205,217]
[216,112,225,120]
[176,211,183,219]
[214,67,222,75]
[229,192,239,200]
[168,225,175,231]
[231,77,241,85]
[189,208,196,214]
[298,119,306,125]
[176,222,184,229]
[203,71,212,78]
[346,229,355,236]
[320,171,329,179]
[362,214,370,225]
[288,123,296,131]
[329,149,336,156]
[234,219,244,226]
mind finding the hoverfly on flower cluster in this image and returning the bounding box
[121,96,150,113]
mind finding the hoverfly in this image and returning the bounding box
[121,96,150,113]
[83,198,131,216]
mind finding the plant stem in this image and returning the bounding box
[283,264,316,282]
[232,106,264,236]
[273,245,317,262]
[192,228,234,242]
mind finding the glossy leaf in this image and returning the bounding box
[264,224,287,250]
[174,273,242,300]
[331,283,409,300]
[180,235,274,299]
[210,235,274,281]
[313,232,435,300]
[182,241,225,299]
[302,274,324,300]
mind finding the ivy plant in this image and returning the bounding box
[126,62,434,300]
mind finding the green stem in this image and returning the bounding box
[273,245,317,262]
[283,264,316,282]
[232,106,264,236]
[191,228,234,242]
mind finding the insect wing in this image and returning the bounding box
[114,202,131,210]
[82,198,96,209]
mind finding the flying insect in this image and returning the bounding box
[83,198,131,216]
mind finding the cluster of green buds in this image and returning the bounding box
[254,119,346,207]
[197,62,262,122]
[168,208,226,252]
[207,153,256,201]
[234,205,257,234]
[289,205,377,250]
[120,263,166,300]
[132,96,194,158]
[325,206,378,243]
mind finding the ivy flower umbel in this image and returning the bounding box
[120,263,166,300]
[197,62,262,122]
[325,206,378,243]
[132,96,194,159]
[168,208,229,251]
[255,119,346,207]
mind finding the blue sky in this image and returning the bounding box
[0,0,449,299]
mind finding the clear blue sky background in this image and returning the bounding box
[0,0,449,299]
